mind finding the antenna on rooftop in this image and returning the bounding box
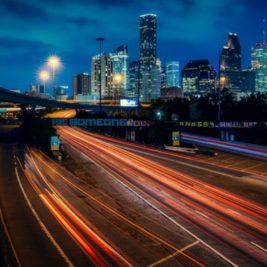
[263,18,266,44]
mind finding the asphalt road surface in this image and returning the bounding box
[57,126,267,266]
[0,125,266,266]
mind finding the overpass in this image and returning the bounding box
[0,87,135,111]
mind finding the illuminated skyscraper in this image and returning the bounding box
[182,60,216,96]
[110,45,129,97]
[73,73,91,97]
[219,33,242,93]
[91,54,113,98]
[251,43,267,93]
[139,14,159,101]
[140,14,157,67]
[166,61,180,88]
[220,33,241,72]
[129,61,141,98]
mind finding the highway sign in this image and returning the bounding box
[50,136,60,151]
[172,131,180,146]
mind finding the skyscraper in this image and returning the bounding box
[139,14,160,101]
[220,33,241,72]
[140,14,157,67]
[73,73,91,97]
[91,54,113,98]
[110,45,129,98]
[251,43,267,93]
[166,61,180,88]
[160,65,167,89]
[129,61,141,98]
[219,33,242,93]
[182,60,216,96]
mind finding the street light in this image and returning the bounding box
[47,55,61,93]
[96,37,104,111]
[113,73,123,102]
[156,111,162,120]
[39,70,50,93]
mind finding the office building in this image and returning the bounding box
[73,73,91,97]
[182,60,216,96]
[139,14,160,101]
[91,53,113,98]
[129,61,141,98]
[251,43,267,93]
[38,84,45,94]
[140,14,157,67]
[30,84,38,94]
[110,45,129,98]
[220,33,241,72]
[54,85,68,101]
[166,61,180,88]
[160,65,167,89]
[219,33,243,93]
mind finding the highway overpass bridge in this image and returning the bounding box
[0,87,135,111]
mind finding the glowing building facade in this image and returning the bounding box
[166,61,180,88]
[251,43,267,93]
[139,14,160,101]
[182,60,216,96]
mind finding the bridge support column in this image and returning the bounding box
[220,129,225,140]
[126,128,135,142]
[230,129,235,141]
[220,129,235,141]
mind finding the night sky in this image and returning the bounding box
[0,0,266,95]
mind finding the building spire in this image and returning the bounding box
[263,18,266,44]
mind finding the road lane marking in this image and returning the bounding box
[15,164,74,267]
[251,242,267,253]
[77,149,238,267]
[0,208,22,267]
[148,240,199,267]
[195,210,209,219]
[119,146,242,179]
[227,209,241,215]
[119,145,267,181]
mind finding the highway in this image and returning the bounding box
[0,125,266,266]
[181,133,267,160]
[45,109,76,118]
[56,127,267,266]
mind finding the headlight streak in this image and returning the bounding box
[57,126,267,265]
[30,149,205,267]
[23,151,133,267]
[75,127,267,178]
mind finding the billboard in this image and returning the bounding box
[120,99,138,107]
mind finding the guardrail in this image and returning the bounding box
[181,133,267,159]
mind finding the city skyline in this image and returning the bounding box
[0,0,266,93]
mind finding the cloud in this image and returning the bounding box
[0,0,262,90]
[0,0,47,19]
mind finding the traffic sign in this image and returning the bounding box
[50,136,60,151]
[172,131,180,146]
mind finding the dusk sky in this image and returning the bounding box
[0,0,266,94]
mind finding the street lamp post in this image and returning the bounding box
[96,37,104,112]
[47,55,60,95]
[39,70,50,94]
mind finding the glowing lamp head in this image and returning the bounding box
[47,55,61,69]
[220,76,226,87]
[39,70,50,82]
[113,74,123,84]
[220,76,226,83]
